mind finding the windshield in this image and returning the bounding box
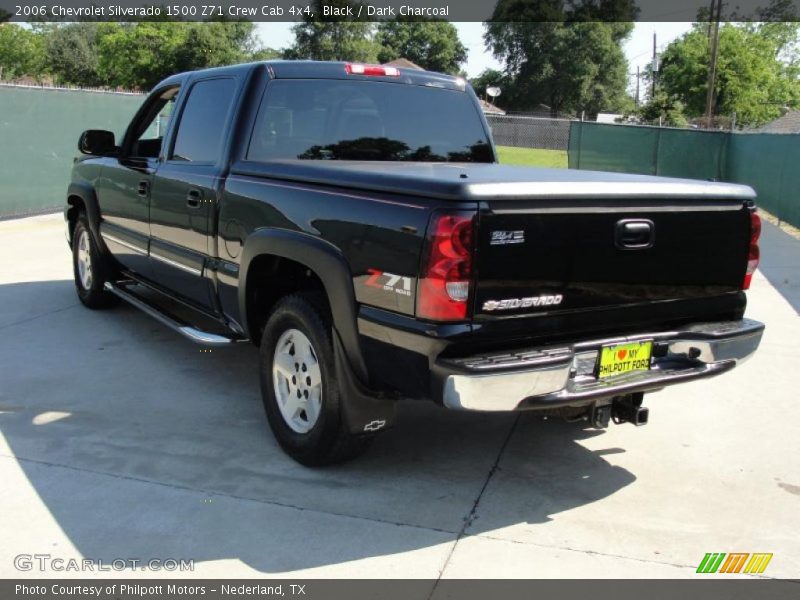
[247,79,492,163]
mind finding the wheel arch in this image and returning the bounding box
[239,228,368,383]
[66,183,102,247]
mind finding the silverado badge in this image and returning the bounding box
[482,295,564,311]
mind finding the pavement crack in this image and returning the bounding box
[430,414,520,592]
[0,452,459,538]
[0,302,78,332]
[478,533,696,570]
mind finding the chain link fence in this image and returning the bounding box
[485,114,573,151]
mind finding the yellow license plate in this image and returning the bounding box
[597,341,653,379]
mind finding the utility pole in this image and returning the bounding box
[636,65,640,107]
[706,0,714,38]
[651,32,657,99]
[705,0,723,129]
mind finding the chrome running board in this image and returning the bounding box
[104,281,247,346]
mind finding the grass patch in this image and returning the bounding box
[496,146,568,169]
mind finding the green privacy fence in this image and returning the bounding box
[3,86,799,227]
[0,85,144,218]
[726,133,800,228]
[569,121,800,228]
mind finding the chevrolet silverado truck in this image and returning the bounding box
[65,61,765,465]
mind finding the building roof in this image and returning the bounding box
[596,113,623,124]
[479,98,506,115]
[382,58,424,70]
[758,109,800,133]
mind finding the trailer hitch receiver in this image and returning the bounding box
[612,392,649,426]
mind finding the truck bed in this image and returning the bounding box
[232,160,756,202]
[232,160,755,348]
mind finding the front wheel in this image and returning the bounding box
[72,215,118,309]
[259,293,372,466]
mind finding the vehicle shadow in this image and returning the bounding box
[758,221,800,314]
[0,279,635,575]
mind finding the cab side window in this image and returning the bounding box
[171,78,237,163]
[129,87,179,159]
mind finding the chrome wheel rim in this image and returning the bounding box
[272,328,323,434]
[77,230,93,290]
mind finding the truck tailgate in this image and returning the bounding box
[474,198,752,321]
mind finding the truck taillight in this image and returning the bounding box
[743,210,761,290]
[345,63,400,77]
[417,212,475,321]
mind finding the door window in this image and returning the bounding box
[171,78,237,163]
[129,87,179,159]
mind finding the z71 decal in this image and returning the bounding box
[365,269,413,297]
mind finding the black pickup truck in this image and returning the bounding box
[65,60,764,465]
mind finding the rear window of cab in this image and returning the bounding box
[247,79,492,163]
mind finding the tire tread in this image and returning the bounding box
[72,214,118,309]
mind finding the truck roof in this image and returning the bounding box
[158,60,467,92]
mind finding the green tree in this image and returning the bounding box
[251,47,282,61]
[0,24,47,80]
[3,21,268,90]
[658,23,800,126]
[172,22,257,72]
[484,21,633,116]
[285,0,378,62]
[484,1,635,116]
[375,19,467,74]
[470,68,504,90]
[97,22,259,90]
[45,23,107,87]
[98,22,186,89]
[637,89,688,126]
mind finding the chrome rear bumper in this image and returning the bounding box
[440,319,764,412]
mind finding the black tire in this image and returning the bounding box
[72,215,118,309]
[259,293,372,466]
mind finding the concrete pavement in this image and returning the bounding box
[0,214,797,579]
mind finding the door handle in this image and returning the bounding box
[186,189,202,208]
[615,219,655,250]
[137,180,149,197]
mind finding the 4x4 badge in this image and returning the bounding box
[490,230,525,245]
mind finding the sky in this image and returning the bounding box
[256,21,695,89]
[624,22,694,95]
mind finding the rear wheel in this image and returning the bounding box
[72,215,118,309]
[259,293,372,466]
